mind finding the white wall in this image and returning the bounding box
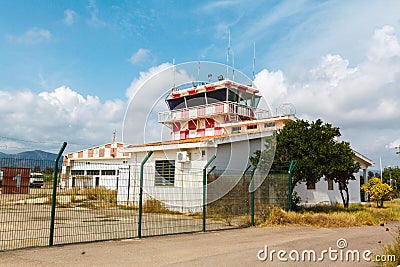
[117,136,267,212]
[295,173,361,205]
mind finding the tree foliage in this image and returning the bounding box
[361,178,393,208]
[274,119,342,187]
[251,118,360,208]
[382,166,400,191]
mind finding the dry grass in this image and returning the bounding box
[376,226,400,266]
[261,199,400,228]
[143,198,181,215]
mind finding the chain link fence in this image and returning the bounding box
[0,157,289,251]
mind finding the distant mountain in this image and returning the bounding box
[0,150,57,160]
[15,150,58,161]
[0,150,60,170]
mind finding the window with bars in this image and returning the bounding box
[307,182,316,190]
[328,179,334,190]
[264,122,276,128]
[247,124,257,130]
[71,170,84,176]
[101,170,116,175]
[231,126,241,133]
[87,170,100,175]
[155,160,175,186]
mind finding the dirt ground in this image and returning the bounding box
[1,222,399,267]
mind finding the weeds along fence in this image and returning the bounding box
[0,158,290,251]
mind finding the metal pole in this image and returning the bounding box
[243,165,252,176]
[250,160,263,226]
[250,167,256,226]
[203,155,216,232]
[288,160,297,212]
[138,151,153,238]
[49,142,67,246]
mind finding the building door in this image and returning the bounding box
[95,177,100,187]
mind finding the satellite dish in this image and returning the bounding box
[277,103,296,116]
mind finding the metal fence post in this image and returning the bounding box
[250,160,263,226]
[138,151,153,238]
[49,142,67,246]
[202,155,216,232]
[288,160,297,212]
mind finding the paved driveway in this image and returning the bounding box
[0,223,398,267]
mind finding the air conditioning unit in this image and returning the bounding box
[177,151,190,163]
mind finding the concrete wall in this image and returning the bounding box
[294,172,361,205]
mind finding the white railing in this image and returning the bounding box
[158,102,270,123]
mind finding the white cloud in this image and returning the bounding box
[123,63,195,144]
[254,24,400,165]
[130,48,151,65]
[389,138,400,149]
[253,69,287,109]
[64,9,77,26]
[367,25,400,61]
[87,0,106,26]
[0,86,124,153]
[7,27,51,44]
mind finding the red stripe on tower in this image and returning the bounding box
[237,85,248,92]
[188,88,197,95]
[172,92,181,98]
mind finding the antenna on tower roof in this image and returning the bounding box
[252,42,256,81]
[226,29,230,79]
[232,50,235,81]
[112,129,116,143]
[197,59,200,81]
[172,58,176,91]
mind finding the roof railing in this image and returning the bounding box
[158,101,270,123]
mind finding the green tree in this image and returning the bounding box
[368,171,374,179]
[42,166,53,175]
[324,141,360,208]
[250,118,360,208]
[361,178,393,208]
[274,119,341,188]
[382,166,400,191]
[33,166,41,173]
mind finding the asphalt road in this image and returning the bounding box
[1,222,399,267]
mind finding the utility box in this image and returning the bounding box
[1,168,30,194]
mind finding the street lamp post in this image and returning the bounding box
[388,165,393,187]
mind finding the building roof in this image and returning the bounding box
[353,150,375,167]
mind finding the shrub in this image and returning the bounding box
[361,178,393,208]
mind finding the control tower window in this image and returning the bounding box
[186,93,206,108]
[167,98,186,110]
[206,89,227,104]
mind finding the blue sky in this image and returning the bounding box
[1,0,400,167]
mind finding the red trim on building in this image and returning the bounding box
[205,86,215,92]
[188,88,197,95]
[198,107,205,116]
[188,120,197,130]
[197,129,205,137]
[173,122,181,132]
[180,130,189,139]
[205,118,215,128]
[172,92,181,98]
[237,85,248,92]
